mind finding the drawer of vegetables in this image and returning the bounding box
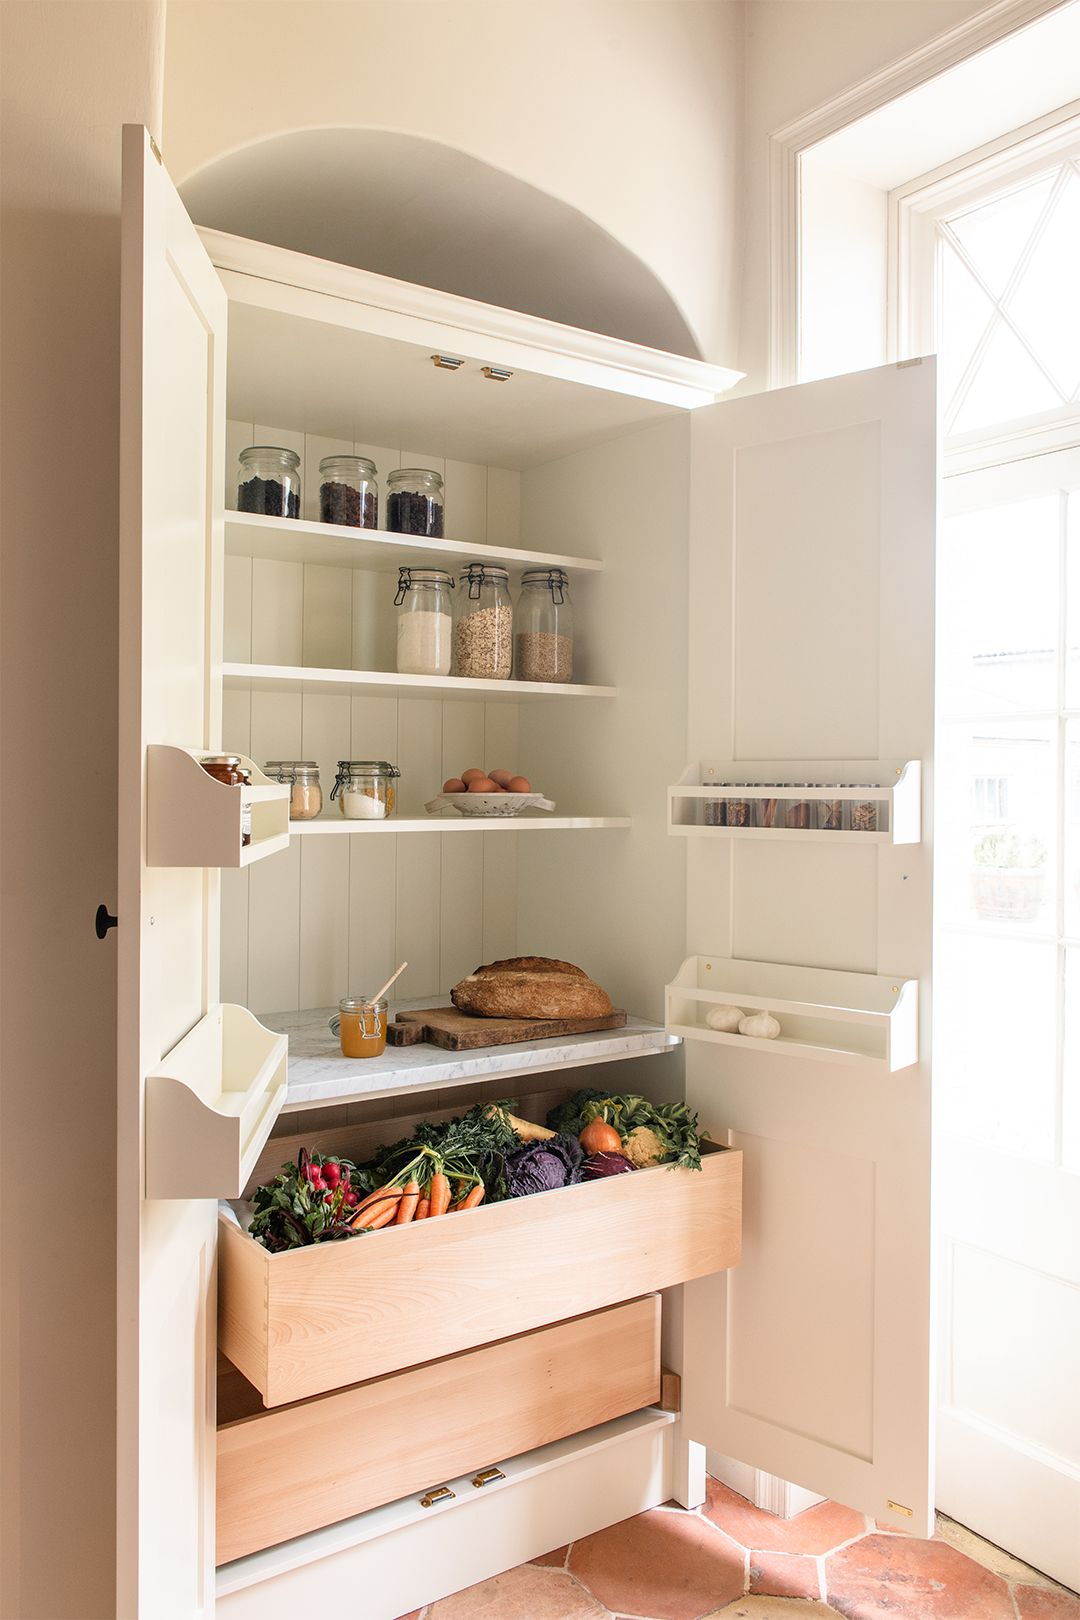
[218,1089,742,1407]
[216,1295,661,1566]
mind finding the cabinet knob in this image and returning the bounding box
[95,904,118,939]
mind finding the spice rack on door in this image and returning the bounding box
[146,745,290,867]
[667,760,922,844]
[666,956,919,1071]
[145,1004,288,1199]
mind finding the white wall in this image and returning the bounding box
[161,0,743,366]
[799,156,888,382]
[0,5,165,1616]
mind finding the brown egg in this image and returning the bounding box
[507,775,531,794]
[488,769,514,788]
[467,777,498,793]
[461,768,486,785]
[443,778,466,794]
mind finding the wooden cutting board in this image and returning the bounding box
[387,1005,627,1050]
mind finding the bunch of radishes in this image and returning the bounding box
[299,1147,361,1213]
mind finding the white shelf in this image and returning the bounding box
[225,510,602,575]
[145,1004,288,1198]
[667,759,922,845]
[290,815,631,835]
[222,661,616,704]
[665,955,919,1071]
[146,746,291,867]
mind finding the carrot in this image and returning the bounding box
[395,1180,420,1224]
[458,1184,485,1211]
[428,1172,451,1218]
[354,1197,401,1231]
[414,1197,431,1221]
[347,1187,401,1228]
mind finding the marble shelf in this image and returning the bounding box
[257,997,680,1111]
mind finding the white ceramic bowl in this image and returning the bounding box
[424,791,555,818]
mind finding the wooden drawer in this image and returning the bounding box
[217,1295,661,1566]
[219,1139,740,1406]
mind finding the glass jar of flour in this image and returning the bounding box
[395,568,454,676]
[331,761,400,820]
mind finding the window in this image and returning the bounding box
[973,775,1009,820]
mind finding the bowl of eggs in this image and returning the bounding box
[425,767,555,818]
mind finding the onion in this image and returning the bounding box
[581,1151,634,1179]
[579,1117,622,1156]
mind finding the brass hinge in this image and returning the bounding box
[887,1500,913,1517]
[149,136,163,165]
[482,366,513,382]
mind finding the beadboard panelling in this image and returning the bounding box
[223,555,253,663]
[441,832,485,988]
[298,835,350,1010]
[395,833,442,1000]
[302,563,352,670]
[348,836,397,1000]
[482,832,518,964]
[488,465,522,544]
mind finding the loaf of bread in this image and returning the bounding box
[451,956,612,1019]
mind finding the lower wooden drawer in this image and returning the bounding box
[217,1295,661,1567]
[220,1138,740,1406]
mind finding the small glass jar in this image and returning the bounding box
[453,564,513,679]
[319,455,378,528]
[850,787,886,833]
[815,787,844,831]
[785,785,812,830]
[338,997,388,1059]
[236,446,301,519]
[280,763,322,821]
[386,468,444,537]
[514,568,574,683]
[395,567,454,676]
[200,754,251,845]
[331,760,400,820]
[755,785,782,829]
[724,784,752,828]
[704,797,725,827]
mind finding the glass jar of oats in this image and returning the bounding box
[453,564,513,680]
[514,567,574,683]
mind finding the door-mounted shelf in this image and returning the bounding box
[145,1004,288,1199]
[667,760,921,845]
[146,745,290,867]
[666,955,919,1071]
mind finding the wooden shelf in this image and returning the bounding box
[667,759,922,845]
[290,815,631,834]
[222,661,616,704]
[225,510,602,575]
[146,746,290,867]
[145,1004,288,1199]
[666,955,919,1071]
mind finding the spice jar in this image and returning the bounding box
[704,798,724,827]
[276,763,322,821]
[236,446,301,519]
[724,784,752,828]
[785,785,812,829]
[200,754,251,845]
[850,787,886,833]
[755,785,782,829]
[319,455,378,529]
[331,761,400,820]
[454,564,513,680]
[514,568,574,683]
[395,567,454,676]
[386,468,444,537]
[338,997,388,1059]
[815,787,844,831]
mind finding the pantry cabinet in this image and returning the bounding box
[119,126,936,1619]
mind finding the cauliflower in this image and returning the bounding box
[623,1125,665,1168]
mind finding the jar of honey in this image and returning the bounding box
[200,754,252,845]
[338,997,388,1058]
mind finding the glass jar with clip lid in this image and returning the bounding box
[514,567,573,682]
[453,563,513,680]
[395,567,454,676]
[331,761,400,820]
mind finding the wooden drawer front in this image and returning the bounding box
[217,1295,661,1567]
[219,1141,740,1406]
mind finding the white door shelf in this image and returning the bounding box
[222,662,617,704]
[667,760,922,845]
[290,815,631,834]
[666,956,919,1071]
[146,745,290,867]
[145,1004,288,1199]
[225,510,602,576]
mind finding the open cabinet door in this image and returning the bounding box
[118,125,227,1615]
[680,360,937,1533]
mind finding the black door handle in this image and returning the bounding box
[95,904,118,939]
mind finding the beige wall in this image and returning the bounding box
[0,4,164,1616]
[162,0,743,365]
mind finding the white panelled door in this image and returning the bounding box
[118,125,227,1616]
[680,361,938,1534]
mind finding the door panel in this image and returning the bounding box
[682,360,937,1534]
[119,124,227,1616]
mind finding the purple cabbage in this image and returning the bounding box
[582,1151,634,1179]
[505,1132,584,1197]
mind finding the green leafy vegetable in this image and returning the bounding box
[544,1087,612,1137]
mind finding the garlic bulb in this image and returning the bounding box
[739,1009,780,1040]
[705,1004,744,1033]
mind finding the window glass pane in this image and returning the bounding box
[948,174,1056,296]
[940,244,996,414]
[1006,169,1080,400]
[1064,948,1080,1173]
[950,320,1061,434]
[934,931,1057,1160]
[937,718,1057,933]
[938,496,1058,715]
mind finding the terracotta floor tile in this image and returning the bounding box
[428,1563,606,1619]
[935,1515,1065,1590]
[1014,1586,1080,1619]
[570,1507,745,1620]
[826,1531,1016,1619]
[531,1546,571,1569]
[703,1479,867,1556]
[706,1600,840,1618]
[392,1612,423,1620]
[747,1550,822,1600]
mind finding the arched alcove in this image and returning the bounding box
[179,128,702,359]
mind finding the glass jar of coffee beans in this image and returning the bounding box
[386,468,444,537]
[236,446,301,518]
[319,455,377,528]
